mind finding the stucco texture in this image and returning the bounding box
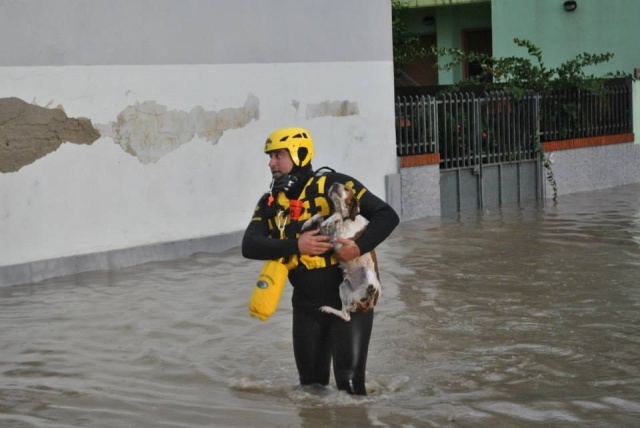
[0,98,100,173]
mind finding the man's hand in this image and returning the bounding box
[297,229,333,256]
[334,237,361,262]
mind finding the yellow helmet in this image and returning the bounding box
[264,127,315,167]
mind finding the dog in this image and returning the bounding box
[301,182,381,321]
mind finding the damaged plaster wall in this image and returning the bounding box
[1,92,367,174]
[0,97,100,173]
[0,62,396,274]
[1,94,364,172]
[1,95,260,170]
[0,0,396,286]
[97,94,259,164]
[305,100,359,119]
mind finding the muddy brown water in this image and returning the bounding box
[2,184,640,427]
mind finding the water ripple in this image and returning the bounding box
[2,184,640,427]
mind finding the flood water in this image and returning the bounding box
[2,183,640,428]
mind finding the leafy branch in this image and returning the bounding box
[432,38,626,97]
[392,1,427,71]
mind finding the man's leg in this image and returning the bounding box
[331,310,374,395]
[292,307,332,386]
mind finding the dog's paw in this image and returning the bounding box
[320,222,337,240]
[367,284,377,297]
[319,305,351,321]
[365,270,381,293]
[301,214,324,232]
[356,284,380,311]
[359,284,377,302]
[320,213,341,227]
[341,311,351,322]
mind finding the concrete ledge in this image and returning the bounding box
[544,141,640,197]
[544,133,635,152]
[0,231,244,288]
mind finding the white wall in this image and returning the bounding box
[0,0,397,284]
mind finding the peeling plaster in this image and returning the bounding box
[0,94,357,172]
[305,100,359,119]
[97,94,259,163]
[0,97,100,173]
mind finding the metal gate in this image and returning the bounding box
[396,91,542,214]
[396,80,632,214]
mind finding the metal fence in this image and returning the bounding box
[539,81,632,141]
[396,79,633,170]
[395,94,438,156]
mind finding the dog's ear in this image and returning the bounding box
[348,191,359,221]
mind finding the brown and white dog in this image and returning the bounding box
[301,182,381,321]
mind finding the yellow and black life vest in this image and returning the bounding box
[265,172,338,271]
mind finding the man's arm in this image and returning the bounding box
[354,189,399,255]
[325,173,399,258]
[241,200,300,260]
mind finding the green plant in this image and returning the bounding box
[392,1,427,72]
[432,38,624,96]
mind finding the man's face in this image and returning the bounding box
[268,149,294,179]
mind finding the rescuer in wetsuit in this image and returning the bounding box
[241,127,399,395]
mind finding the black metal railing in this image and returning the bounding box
[395,94,438,156]
[483,91,539,165]
[395,79,632,170]
[437,92,480,169]
[540,81,632,141]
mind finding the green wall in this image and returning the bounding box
[406,3,492,84]
[492,0,640,76]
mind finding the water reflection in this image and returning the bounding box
[1,183,639,427]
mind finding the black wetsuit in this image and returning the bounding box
[242,168,399,395]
